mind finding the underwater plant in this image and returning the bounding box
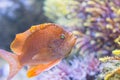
[44,0,79,27]
[98,36,120,80]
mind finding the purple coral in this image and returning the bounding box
[44,0,120,79]
[44,0,120,56]
[37,54,100,80]
[76,0,120,55]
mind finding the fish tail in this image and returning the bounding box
[0,49,22,80]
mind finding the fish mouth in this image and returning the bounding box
[68,32,77,46]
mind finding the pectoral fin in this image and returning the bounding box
[27,59,61,78]
[32,48,54,62]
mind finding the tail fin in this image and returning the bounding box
[0,49,22,80]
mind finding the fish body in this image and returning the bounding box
[0,23,76,80]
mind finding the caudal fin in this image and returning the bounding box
[0,49,22,80]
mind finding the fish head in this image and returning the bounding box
[48,24,77,58]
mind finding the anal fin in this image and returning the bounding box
[27,59,61,78]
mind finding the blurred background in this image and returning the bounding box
[0,0,120,80]
[0,0,50,51]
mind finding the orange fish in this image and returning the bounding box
[0,23,76,80]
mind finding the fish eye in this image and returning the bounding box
[60,34,65,39]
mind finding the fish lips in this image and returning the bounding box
[68,32,77,46]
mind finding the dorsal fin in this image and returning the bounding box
[10,23,54,55]
[30,23,53,32]
[10,30,31,55]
